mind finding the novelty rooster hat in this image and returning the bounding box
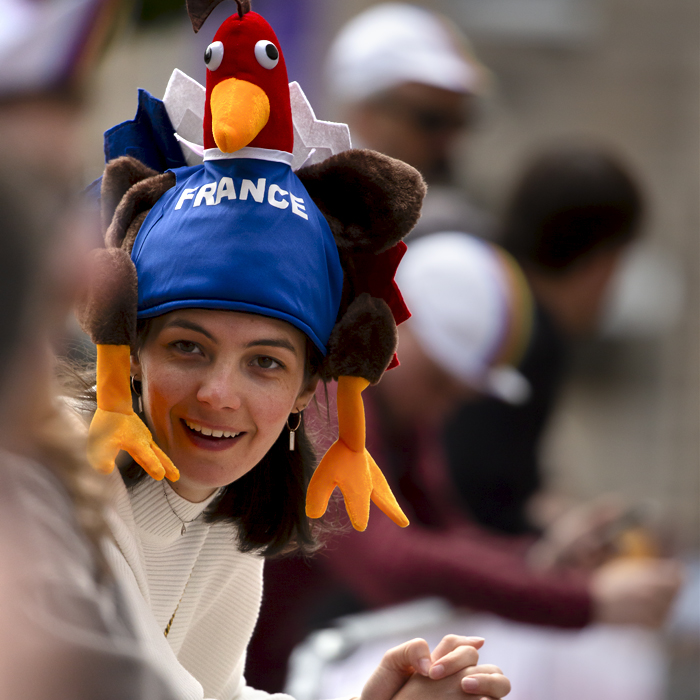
[78,0,426,532]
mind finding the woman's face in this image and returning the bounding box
[131,309,318,502]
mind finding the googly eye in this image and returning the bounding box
[204,41,224,71]
[254,40,279,69]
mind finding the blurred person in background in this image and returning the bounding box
[444,142,658,542]
[0,173,181,700]
[246,232,681,697]
[0,1,186,697]
[325,2,492,239]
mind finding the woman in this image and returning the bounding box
[81,305,511,700]
[73,213,512,700]
[72,6,512,699]
[73,162,511,697]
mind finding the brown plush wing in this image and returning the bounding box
[81,156,174,346]
[105,169,175,252]
[321,293,397,384]
[101,157,159,235]
[296,149,426,255]
[75,247,138,347]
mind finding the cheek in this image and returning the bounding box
[141,363,190,436]
[248,373,306,442]
[145,384,172,437]
[252,385,296,433]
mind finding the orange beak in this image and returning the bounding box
[210,78,270,153]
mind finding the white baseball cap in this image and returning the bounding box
[397,232,533,404]
[326,2,486,103]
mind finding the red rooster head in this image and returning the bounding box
[194,1,293,153]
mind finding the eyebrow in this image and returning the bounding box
[162,319,217,342]
[162,319,298,354]
[245,338,297,355]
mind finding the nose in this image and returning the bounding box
[196,363,242,411]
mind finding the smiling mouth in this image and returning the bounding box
[183,419,243,441]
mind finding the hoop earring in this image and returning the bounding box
[131,376,143,415]
[286,411,302,451]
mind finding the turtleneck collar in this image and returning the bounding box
[129,476,223,543]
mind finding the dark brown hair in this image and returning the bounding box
[500,143,644,273]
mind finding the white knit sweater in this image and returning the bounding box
[104,470,291,700]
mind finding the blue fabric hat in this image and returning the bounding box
[131,151,344,354]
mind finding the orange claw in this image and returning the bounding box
[306,438,373,531]
[367,453,409,528]
[88,408,179,481]
[89,345,179,482]
[305,375,408,531]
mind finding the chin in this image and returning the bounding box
[177,458,250,492]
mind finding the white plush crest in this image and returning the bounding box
[288,81,352,170]
[162,68,206,167]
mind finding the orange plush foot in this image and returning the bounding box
[306,438,372,531]
[306,375,408,531]
[89,344,179,481]
[88,408,179,481]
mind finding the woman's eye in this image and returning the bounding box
[254,356,281,370]
[173,341,202,355]
[254,40,279,69]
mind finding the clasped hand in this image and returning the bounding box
[361,635,510,700]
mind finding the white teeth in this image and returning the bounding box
[185,420,239,439]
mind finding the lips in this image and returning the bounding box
[181,419,245,451]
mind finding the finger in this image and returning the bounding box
[360,638,431,700]
[431,634,485,661]
[368,455,409,528]
[463,665,504,676]
[462,673,511,699]
[385,638,432,677]
[150,440,180,481]
[428,644,480,680]
[127,441,166,481]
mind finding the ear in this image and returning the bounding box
[295,376,320,413]
[130,353,142,380]
[296,149,426,255]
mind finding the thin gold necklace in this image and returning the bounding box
[161,481,199,636]
[164,564,196,637]
[162,481,201,535]
[160,484,224,637]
